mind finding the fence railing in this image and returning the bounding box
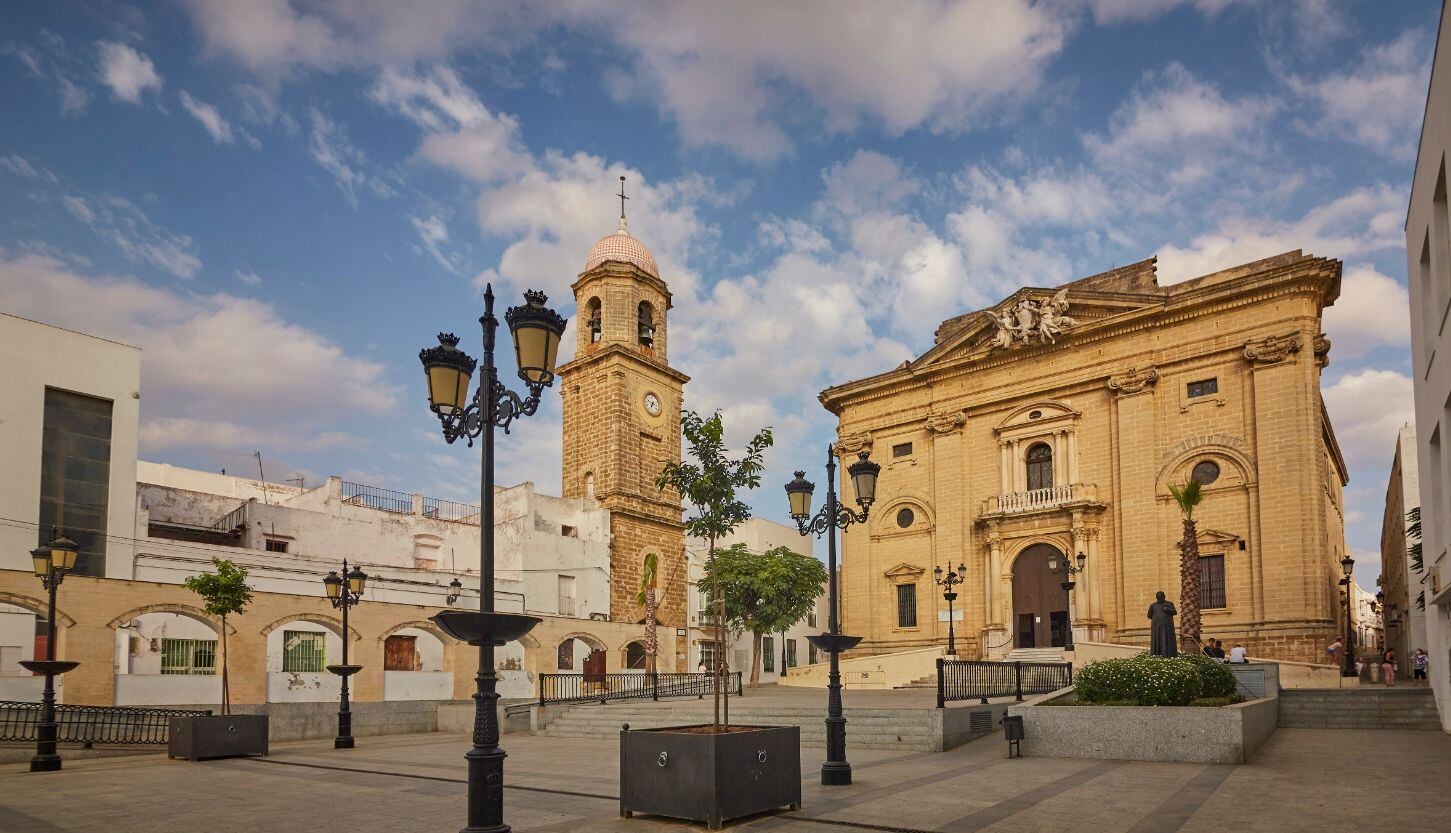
[341,481,413,514]
[207,501,248,534]
[538,672,743,706]
[935,659,1072,708]
[0,701,212,746]
[421,496,482,525]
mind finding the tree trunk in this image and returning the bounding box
[643,587,658,675]
[708,536,721,732]
[749,630,762,688]
[1179,518,1202,652]
[220,614,230,716]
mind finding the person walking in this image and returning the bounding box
[1412,648,1429,687]
[1326,636,1343,666]
[1381,647,1397,687]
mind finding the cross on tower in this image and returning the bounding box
[618,175,628,220]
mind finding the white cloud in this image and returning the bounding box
[1322,266,1410,360]
[6,32,93,114]
[178,91,234,143]
[0,252,395,456]
[306,108,393,207]
[411,214,461,274]
[51,190,202,279]
[1086,0,1251,24]
[1323,368,1414,478]
[234,267,263,286]
[96,41,163,104]
[1288,28,1432,158]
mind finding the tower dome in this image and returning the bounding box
[584,217,659,278]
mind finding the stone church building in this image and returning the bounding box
[820,251,1349,664]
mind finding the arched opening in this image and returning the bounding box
[587,297,602,343]
[1026,442,1054,491]
[113,611,224,706]
[1012,543,1069,649]
[0,602,47,701]
[584,471,595,499]
[637,301,655,347]
[266,620,345,703]
[624,640,647,670]
[555,633,606,673]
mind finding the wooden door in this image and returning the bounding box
[583,648,606,683]
[384,635,418,671]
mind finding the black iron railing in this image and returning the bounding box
[421,496,483,525]
[341,481,413,514]
[935,659,1072,708]
[207,501,249,534]
[0,701,211,746]
[538,672,742,706]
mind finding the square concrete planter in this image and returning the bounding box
[168,714,269,761]
[620,724,800,829]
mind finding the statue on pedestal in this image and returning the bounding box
[1148,591,1178,657]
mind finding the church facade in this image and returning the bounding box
[820,251,1349,665]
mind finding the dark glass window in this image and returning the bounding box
[892,442,913,458]
[1199,555,1227,609]
[1191,460,1221,485]
[699,641,717,670]
[1187,378,1218,398]
[557,640,574,670]
[785,639,797,667]
[1026,442,1053,491]
[39,388,113,577]
[625,641,647,669]
[896,507,915,528]
[265,538,289,553]
[896,584,917,628]
[762,636,775,672]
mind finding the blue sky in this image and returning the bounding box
[0,1,1438,585]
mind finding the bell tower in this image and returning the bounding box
[557,180,689,670]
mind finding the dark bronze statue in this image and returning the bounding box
[1148,591,1178,657]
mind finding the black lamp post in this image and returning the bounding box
[780,628,788,678]
[785,446,879,786]
[323,560,367,749]
[420,284,564,833]
[1047,552,1087,652]
[1339,554,1356,677]
[932,562,967,656]
[24,535,80,773]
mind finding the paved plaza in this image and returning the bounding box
[2,722,1448,833]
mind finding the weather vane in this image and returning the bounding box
[618,175,628,221]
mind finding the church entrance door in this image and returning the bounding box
[1012,543,1069,649]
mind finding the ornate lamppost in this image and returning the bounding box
[323,560,367,749]
[1047,552,1087,652]
[785,446,879,786]
[24,535,80,772]
[932,562,966,656]
[419,284,565,833]
[1339,554,1356,677]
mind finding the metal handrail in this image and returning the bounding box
[0,701,211,745]
[935,659,1072,708]
[537,672,742,706]
[341,481,413,513]
[207,501,248,533]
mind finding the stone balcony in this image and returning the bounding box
[981,483,1101,517]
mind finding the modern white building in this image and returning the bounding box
[1379,424,1426,677]
[685,518,826,684]
[1405,0,1451,731]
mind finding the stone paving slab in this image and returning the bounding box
[1,727,1448,833]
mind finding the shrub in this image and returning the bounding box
[1183,654,1237,698]
[1075,656,1203,706]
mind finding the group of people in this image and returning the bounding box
[1200,639,1248,663]
[1326,636,1431,686]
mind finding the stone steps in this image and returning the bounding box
[1277,689,1441,730]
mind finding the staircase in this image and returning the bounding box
[1278,688,1442,729]
[895,672,936,689]
[540,701,940,750]
[1005,647,1067,663]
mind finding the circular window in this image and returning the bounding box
[1191,460,1221,485]
[896,508,915,528]
[1028,409,1043,419]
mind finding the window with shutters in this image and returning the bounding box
[785,639,797,668]
[282,630,326,672]
[1199,555,1227,609]
[896,583,918,628]
[1026,443,1053,491]
[762,636,775,672]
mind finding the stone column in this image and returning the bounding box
[1086,527,1104,638]
[927,409,966,650]
[1067,430,1079,485]
[1107,366,1160,639]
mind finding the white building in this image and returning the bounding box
[1379,424,1427,675]
[1405,0,1451,731]
[685,518,826,684]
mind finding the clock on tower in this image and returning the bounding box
[557,202,690,670]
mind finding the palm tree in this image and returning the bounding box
[1168,480,1204,652]
[635,552,660,675]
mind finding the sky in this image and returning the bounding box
[0,0,1439,587]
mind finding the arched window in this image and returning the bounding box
[625,641,647,669]
[637,302,655,347]
[587,298,602,343]
[584,472,595,499]
[557,640,574,670]
[1026,443,1053,491]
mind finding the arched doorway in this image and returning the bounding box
[1012,543,1069,649]
[624,641,647,670]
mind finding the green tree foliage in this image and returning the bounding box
[697,545,827,686]
[183,558,253,715]
[656,409,773,729]
[1168,480,1205,651]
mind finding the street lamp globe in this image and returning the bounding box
[33,536,79,577]
[933,564,944,581]
[846,452,880,508]
[30,545,51,578]
[954,562,966,581]
[323,571,343,600]
[785,471,815,519]
[1340,554,1355,578]
[505,290,567,386]
[346,564,368,596]
[419,333,477,415]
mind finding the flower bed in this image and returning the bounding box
[1074,654,1238,706]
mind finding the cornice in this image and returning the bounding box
[556,342,691,384]
[571,261,675,309]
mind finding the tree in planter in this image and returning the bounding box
[1168,480,1204,653]
[657,409,773,731]
[183,558,253,715]
[698,544,827,687]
